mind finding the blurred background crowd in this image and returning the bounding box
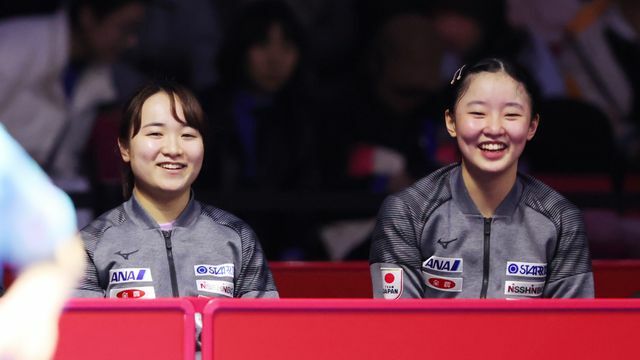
[1,0,639,260]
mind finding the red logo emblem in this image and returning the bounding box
[428,277,456,289]
[116,289,146,298]
[384,273,395,283]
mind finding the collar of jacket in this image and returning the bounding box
[449,164,523,217]
[123,191,202,230]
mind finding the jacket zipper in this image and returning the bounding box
[162,230,179,297]
[480,217,492,298]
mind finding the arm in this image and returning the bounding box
[543,206,595,298]
[369,195,425,299]
[236,225,279,298]
[73,245,106,298]
[0,234,85,359]
[0,125,85,359]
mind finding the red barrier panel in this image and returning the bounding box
[271,260,640,298]
[54,298,195,360]
[270,261,372,298]
[201,298,640,360]
[593,260,640,298]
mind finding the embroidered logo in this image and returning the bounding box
[436,238,458,249]
[115,249,139,260]
[381,268,403,300]
[109,286,156,299]
[422,256,463,273]
[196,280,234,297]
[424,272,463,292]
[504,281,545,297]
[506,261,547,278]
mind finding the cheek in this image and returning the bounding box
[283,51,299,73]
[506,123,532,143]
[247,49,268,74]
[186,141,205,165]
[130,140,159,162]
[456,119,484,142]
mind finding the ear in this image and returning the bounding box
[445,109,457,138]
[527,114,540,141]
[118,139,131,163]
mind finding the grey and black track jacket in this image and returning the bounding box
[75,194,278,299]
[370,164,594,299]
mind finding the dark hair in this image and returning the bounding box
[447,58,540,117]
[216,0,305,90]
[119,80,206,199]
[68,0,149,29]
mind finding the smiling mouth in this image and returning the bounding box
[158,163,186,170]
[478,142,507,152]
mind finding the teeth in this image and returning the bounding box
[159,163,184,169]
[479,143,506,151]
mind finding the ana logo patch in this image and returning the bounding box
[108,268,153,285]
[194,264,235,277]
[422,256,463,273]
[196,280,234,297]
[424,272,463,292]
[381,268,403,300]
[504,281,545,297]
[109,286,156,299]
[506,262,547,278]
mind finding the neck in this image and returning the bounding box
[132,187,191,224]
[461,162,517,218]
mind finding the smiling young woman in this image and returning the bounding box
[370,58,593,299]
[75,81,278,300]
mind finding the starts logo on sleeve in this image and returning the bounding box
[506,261,547,278]
[380,267,403,300]
[194,264,234,277]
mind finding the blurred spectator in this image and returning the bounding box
[197,0,319,259]
[546,0,640,167]
[430,0,566,99]
[321,10,449,195]
[119,0,220,94]
[0,0,147,197]
[199,0,317,193]
[317,10,451,259]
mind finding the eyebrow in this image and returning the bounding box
[504,102,525,110]
[141,122,166,128]
[464,100,525,109]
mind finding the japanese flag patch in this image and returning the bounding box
[381,267,403,300]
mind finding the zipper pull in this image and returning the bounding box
[484,218,491,235]
[162,230,172,249]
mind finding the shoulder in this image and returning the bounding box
[80,204,128,245]
[518,173,583,227]
[383,164,456,216]
[198,203,258,241]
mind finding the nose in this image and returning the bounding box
[483,113,505,136]
[162,134,183,157]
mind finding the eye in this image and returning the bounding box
[182,132,199,139]
[146,132,163,137]
[469,111,485,117]
[505,113,523,120]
